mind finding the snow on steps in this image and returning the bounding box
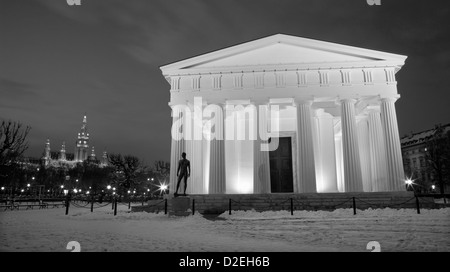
[132,192,441,214]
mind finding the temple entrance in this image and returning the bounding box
[269,137,294,193]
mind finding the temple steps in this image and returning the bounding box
[132,191,442,214]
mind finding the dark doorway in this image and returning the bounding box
[269,137,294,193]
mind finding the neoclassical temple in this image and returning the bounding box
[160,34,407,195]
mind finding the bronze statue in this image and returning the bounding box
[175,152,190,196]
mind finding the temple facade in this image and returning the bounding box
[160,34,407,194]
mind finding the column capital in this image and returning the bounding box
[366,105,381,114]
[250,98,270,106]
[380,95,400,103]
[339,98,358,104]
[295,99,313,106]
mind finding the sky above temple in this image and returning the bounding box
[1,0,449,165]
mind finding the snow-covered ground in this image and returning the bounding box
[0,205,449,252]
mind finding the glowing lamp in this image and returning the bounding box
[405,179,413,185]
[107,185,111,190]
[432,185,436,190]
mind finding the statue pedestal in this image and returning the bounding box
[169,196,191,216]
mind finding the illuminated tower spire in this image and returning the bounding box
[44,139,51,159]
[43,139,51,166]
[74,114,90,162]
[59,141,67,161]
[100,149,108,167]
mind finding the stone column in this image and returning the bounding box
[340,99,363,192]
[188,101,204,194]
[296,100,317,193]
[208,104,226,194]
[368,109,388,191]
[253,103,271,194]
[169,105,186,196]
[380,97,405,191]
[357,118,372,192]
[316,111,338,192]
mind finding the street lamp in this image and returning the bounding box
[107,185,111,190]
[1,187,4,191]
[61,185,64,189]
[27,184,31,187]
[32,177,35,181]
[76,179,79,182]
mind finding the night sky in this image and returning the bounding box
[1,0,449,165]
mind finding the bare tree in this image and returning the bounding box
[150,160,170,193]
[0,121,31,166]
[425,124,450,194]
[0,121,31,187]
[153,161,170,182]
[108,153,146,194]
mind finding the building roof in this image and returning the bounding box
[401,123,450,148]
[160,33,407,76]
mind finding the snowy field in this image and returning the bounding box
[0,205,449,252]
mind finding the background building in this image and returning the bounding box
[41,115,108,168]
[401,123,450,193]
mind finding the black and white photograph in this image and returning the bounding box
[0,0,449,258]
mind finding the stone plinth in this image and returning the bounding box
[169,196,191,216]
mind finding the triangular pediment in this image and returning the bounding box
[160,34,407,74]
[189,43,377,68]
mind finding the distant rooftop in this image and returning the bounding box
[401,123,450,147]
